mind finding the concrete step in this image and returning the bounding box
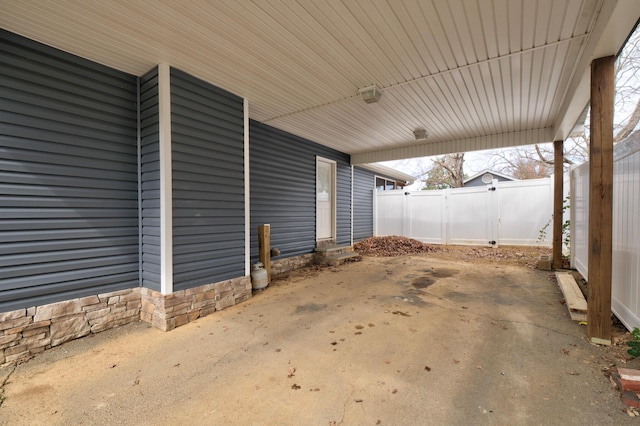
[314,245,359,266]
[315,244,353,257]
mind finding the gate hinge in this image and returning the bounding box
[489,240,497,245]
[488,187,496,191]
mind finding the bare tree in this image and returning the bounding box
[487,146,554,178]
[613,28,640,142]
[421,153,465,189]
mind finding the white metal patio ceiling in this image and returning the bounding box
[1,1,638,164]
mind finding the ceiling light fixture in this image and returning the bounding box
[413,128,428,140]
[358,84,382,104]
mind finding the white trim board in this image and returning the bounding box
[244,98,250,276]
[158,63,173,295]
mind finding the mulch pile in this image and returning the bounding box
[354,236,442,257]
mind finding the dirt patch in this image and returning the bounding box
[294,303,328,313]
[411,268,459,289]
[411,276,435,289]
[424,268,459,278]
[355,236,551,268]
[436,245,552,268]
[272,265,325,285]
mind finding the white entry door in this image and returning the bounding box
[316,157,336,241]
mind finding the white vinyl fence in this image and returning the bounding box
[571,132,640,331]
[375,178,554,247]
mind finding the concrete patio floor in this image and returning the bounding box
[0,254,634,425]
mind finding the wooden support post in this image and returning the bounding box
[258,224,271,284]
[552,140,564,270]
[587,55,615,345]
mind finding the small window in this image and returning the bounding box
[376,177,402,191]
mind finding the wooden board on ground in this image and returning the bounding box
[555,272,588,322]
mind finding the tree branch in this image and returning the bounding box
[614,97,640,142]
[534,145,554,165]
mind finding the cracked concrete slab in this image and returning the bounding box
[0,255,635,425]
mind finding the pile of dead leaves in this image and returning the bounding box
[354,236,441,257]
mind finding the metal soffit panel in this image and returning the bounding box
[1,0,638,162]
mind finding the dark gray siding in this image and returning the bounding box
[139,67,161,291]
[0,29,139,311]
[353,167,375,241]
[336,158,351,245]
[250,121,351,262]
[171,68,245,291]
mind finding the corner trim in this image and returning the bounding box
[244,98,250,276]
[158,63,173,295]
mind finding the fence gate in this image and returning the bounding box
[446,183,497,246]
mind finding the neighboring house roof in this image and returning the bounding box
[357,164,415,185]
[463,169,516,185]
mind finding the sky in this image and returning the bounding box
[380,148,513,190]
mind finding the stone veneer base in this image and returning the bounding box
[140,276,252,332]
[0,255,318,366]
[270,253,316,275]
[0,288,141,366]
[0,277,252,366]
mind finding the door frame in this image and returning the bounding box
[316,156,337,243]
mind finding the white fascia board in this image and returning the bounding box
[351,128,555,164]
[356,163,415,184]
[158,62,173,295]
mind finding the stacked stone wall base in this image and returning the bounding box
[0,277,253,366]
[0,255,317,366]
[140,276,252,331]
[270,253,316,275]
[0,288,141,366]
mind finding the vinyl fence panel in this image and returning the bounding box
[374,178,553,247]
[571,133,640,331]
[496,178,554,246]
[571,163,590,278]
[375,190,405,237]
[408,191,446,244]
[612,136,640,330]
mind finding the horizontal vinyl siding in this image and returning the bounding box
[0,29,139,311]
[171,68,245,291]
[250,120,351,262]
[353,167,375,241]
[336,158,351,245]
[139,67,161,291]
